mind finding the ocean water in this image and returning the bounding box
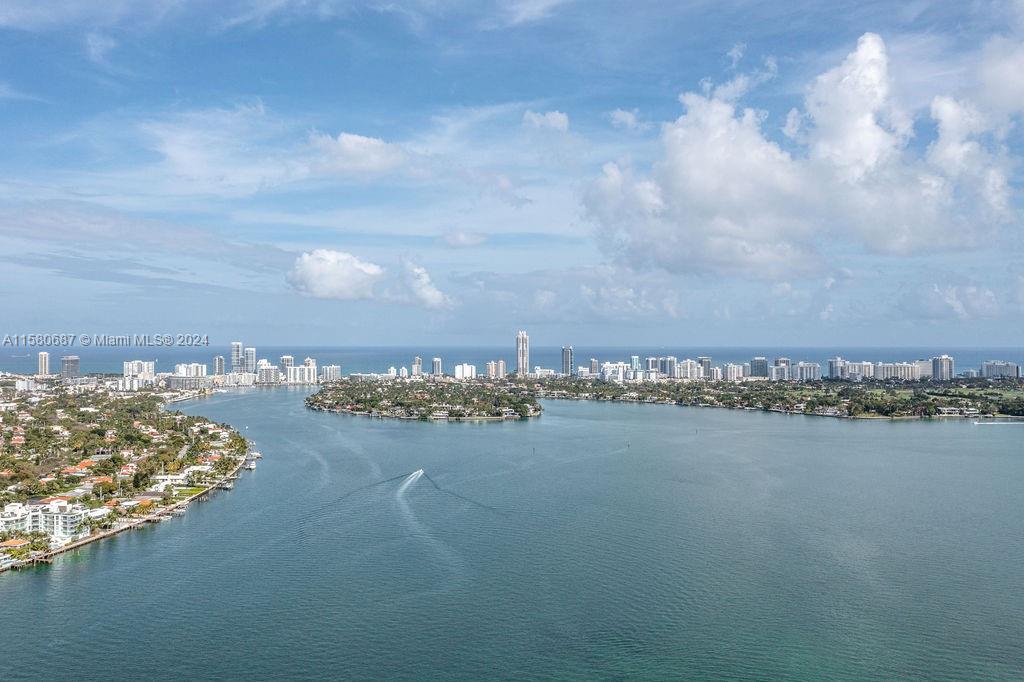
[1,388,1022,679]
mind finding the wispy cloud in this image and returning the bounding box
[0,81,43,101]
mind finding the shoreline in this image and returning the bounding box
[1,392,250,575]
[305,403,536,421]
[305,391,1020,423]
[530,393,1024,422]
[2,455,247,574]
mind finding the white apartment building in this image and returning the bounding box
[0,501,93,545]
[174,362,207,377]
[676,359,701,380]
[257,365,281,384]
[793,362,821,381]
[123,360,156,379]
[286,364,318,384]
[932,355,955,380]
[875,362,920,380]
[454,363,477,380]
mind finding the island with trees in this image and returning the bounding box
[305,377,542,420]
[528,376,1024,419]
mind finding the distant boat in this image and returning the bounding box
[244,460,256,470]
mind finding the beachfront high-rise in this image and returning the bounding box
[516,330,529,377]
[412,356,423,377]
[60,355,80,379]
[213,355,225,375]
[932,355,955,380]
[432,357,443,376]
[244,347,257,373]
[37,351,49,376]
[562,346,574,376]
[231,342,243,373]
[750,357,769,378]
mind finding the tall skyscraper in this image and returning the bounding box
[280,355,294,369]
[562,346,574,376]
[590,358,599,375]
[497,359,507,377]
[61,355,80,379]
[630,355,641,371]
[486,361,498,378]
[516,330,529,377]
[213,355,225,375]
[698,356,711,378]
[231,342,243,373]
[37,351,49,376]
[412,356,423,377]
[244,347,257,373]
[750,357,769,378]
[432,357,443,376]
[932,355,955,380]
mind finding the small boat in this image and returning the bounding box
[250,451,263,459]
[244,460,256,470]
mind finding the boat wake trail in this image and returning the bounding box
[310,471,421,516]
[396,470,462,574]
[420,472,505,515]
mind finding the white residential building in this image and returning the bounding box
[0,501,92,545]
[516,330,530,377]
[932,355,955,380]
[174,362,207,377]
[793,362,821,381]
[724,363,744,382]
[286,364,318,384]
[320,365,342,382]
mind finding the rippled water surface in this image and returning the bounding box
[2,389,1022,679]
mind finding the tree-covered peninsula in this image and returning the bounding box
[305,378,541,420]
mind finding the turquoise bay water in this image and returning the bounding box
[2,389,1022,679]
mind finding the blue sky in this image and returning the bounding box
[0,0,1021,346]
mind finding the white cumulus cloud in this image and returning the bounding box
[309,131,406,174]
[402,261,453,309]
[608,108,651,132]
[523,109,569,131]
[286,249,384,300]
[586,32,1021,279]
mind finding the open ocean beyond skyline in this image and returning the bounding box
[2,345,1022,376]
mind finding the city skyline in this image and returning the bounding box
[0,3,1022,346]
[22,334,1021,386]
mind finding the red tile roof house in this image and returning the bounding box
[0,538,30,550]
